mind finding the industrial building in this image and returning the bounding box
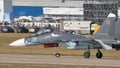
[0,0,120,24]
[12,0,84,19]
[12,0,120,23]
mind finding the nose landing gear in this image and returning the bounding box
[54,44,61,57]
[55,53,60,57]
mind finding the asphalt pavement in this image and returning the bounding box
[0,54,120,67]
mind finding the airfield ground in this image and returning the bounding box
[0,33,120,68]
[0,33,120,57]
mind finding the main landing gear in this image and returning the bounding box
[84,45,90,58]
[96,49,103,58]
[84,50,90,58]
[84,48,103,59]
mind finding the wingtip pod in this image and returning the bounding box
[9,38,25,46]
[107,13,116,18]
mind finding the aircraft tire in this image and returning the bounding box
[84,51,90,58]
[96,51,103,59]
[55,53,60,57]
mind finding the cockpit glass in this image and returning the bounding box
[32,29,52,36]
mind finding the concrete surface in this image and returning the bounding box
[0,54,119,67]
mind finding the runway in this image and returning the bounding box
[0,54,120,67]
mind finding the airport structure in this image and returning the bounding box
[84,0,118,24]
[0,0,12,22]
[0,0,120,24]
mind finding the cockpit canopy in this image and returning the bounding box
[32,29,53,36]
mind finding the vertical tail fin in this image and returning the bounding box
[114,19,120,40]
[93,13,117,40]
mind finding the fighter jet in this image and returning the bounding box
[10,13,120,59]
[9,28,89,57]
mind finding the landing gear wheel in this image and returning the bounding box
[96,51,103,59]
[84,51,90,58]
[55,53,60,57]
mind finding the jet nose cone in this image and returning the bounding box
[9,38,25,46]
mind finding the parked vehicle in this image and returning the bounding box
[1,26,14,33]
[29,27,40,33]
[63,20,91,34]
[17,27,29,33]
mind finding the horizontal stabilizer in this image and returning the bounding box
[94,39,112,50]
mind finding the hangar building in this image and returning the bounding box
[1,0,120,23]
[12,0,84,18]
[12,0,120,23]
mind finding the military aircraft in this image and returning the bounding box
[9,13,120,59]
[9,28,89,57]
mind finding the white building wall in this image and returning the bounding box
[43,8,83,15]
[12,0,84,8]
[4,0,12,13]
[0,0,4,21]
[12,0,120,18]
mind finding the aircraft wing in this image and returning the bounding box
[93,39,112,50]
[60,36,89,42]
[63,37,113,50]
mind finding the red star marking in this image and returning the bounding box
[106,20,111,25]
